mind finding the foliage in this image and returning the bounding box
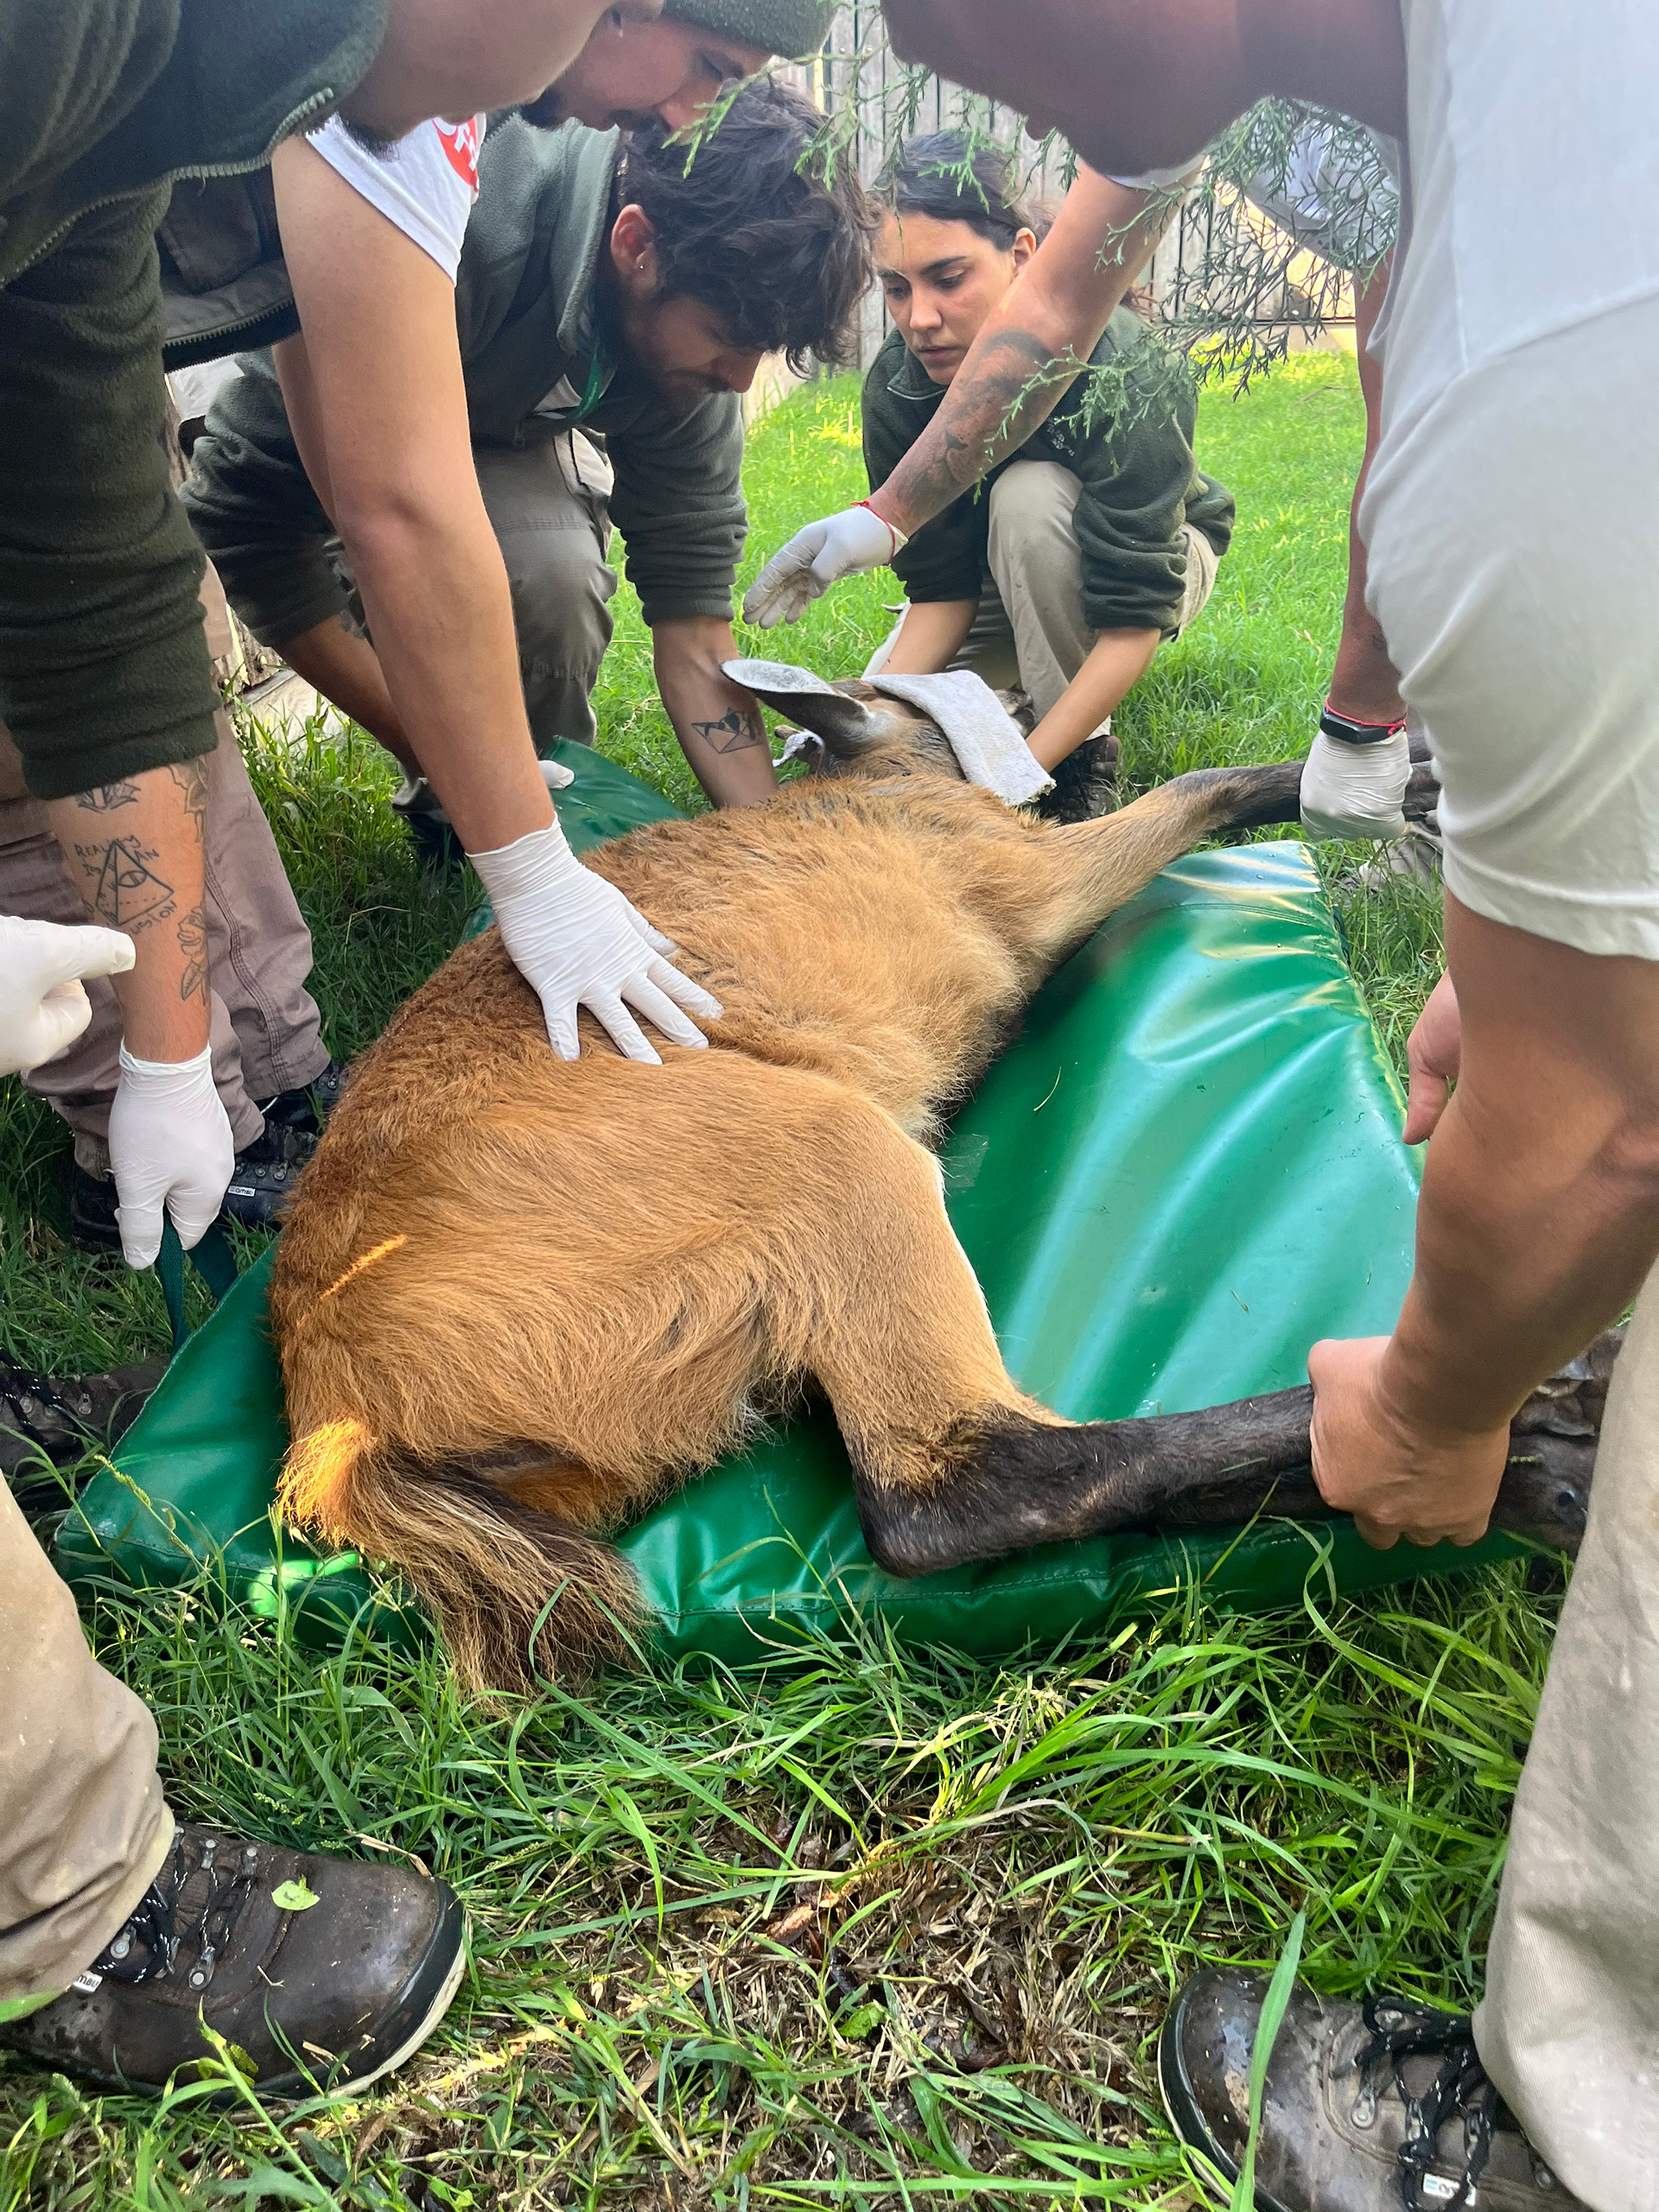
[813,10,1396,411]
[0,362,1525,2211]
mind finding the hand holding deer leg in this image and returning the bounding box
[1314,899,1659,1550]
[1309,1336,1508,1550]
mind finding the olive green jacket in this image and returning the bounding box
[182,118,748,648]
[0,0,385,798]
[862,311,1234,639]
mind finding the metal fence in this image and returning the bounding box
[772,16,1357,382]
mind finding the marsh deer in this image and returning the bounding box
[269,669,1585,1694]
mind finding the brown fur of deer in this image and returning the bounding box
[270,673,1314,1694]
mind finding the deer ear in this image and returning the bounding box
[723,658,891,758]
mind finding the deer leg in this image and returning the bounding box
[1010,756,1444,973]
[863,1330,1621,1576]
[856,1389,1320,1578]
[793,1099,1327,1575]
[1012,763,1305,969]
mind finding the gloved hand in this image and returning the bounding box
[743,503,908,630]
[108,1044,238,1268]
[1300,709,1411,841]
[0,916,135,1077]
[472,823,722,1063]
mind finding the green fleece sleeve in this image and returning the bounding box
[0,0,170,213]
[0,190,219,800]
[862,357,985,607]
[180,360,350,651]
[1067,353,1230,638]
[606,391,747,628]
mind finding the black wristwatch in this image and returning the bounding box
[1319,702,1407,746]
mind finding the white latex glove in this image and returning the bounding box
[108,1044,238,1269]
[742,504,908,631]
[471,823,722,1064]
[1300,728,1411,842]
[0,916,135,1077]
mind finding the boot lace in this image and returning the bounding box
[1356,1995,1506,2211]
[91,1830,262,1993]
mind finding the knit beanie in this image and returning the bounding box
[664,0,840,59]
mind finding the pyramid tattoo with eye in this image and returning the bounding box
[692,708,765,753]
[89,839,175,930]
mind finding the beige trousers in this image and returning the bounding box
[0,1478,173,2007]
[0,706,328,1177]
[1476,1260,1659,2209]
[871,460,1219,722]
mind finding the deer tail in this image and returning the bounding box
[279,1421,639,1696]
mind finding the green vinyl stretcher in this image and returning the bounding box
[58,742,1521,1659]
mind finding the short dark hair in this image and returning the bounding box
[881,130,1046,250]
[617,79,878,376]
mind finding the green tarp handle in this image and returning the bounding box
[156,1221,242,1354]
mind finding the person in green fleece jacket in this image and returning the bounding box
[0,0,695,1275]
[0,0,679,2101]
[0,0,831,2107]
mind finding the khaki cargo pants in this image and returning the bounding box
[478,431,617,753]
[329,431,617,754]
[0,1477,172,2015]
[0,572,328,1173]
[866,459,1220,725]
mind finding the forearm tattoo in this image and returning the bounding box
[168,756,210,840]
[176,903,209,1003]
[73,780,141,814]
[690,706,766,754]
[72,836,176,934]
[887,329,1080,525]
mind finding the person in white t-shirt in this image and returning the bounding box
[260,0,837,1065]
[747,2,1659,2206]
[184,74,871,830]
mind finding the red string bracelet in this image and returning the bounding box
[856,499,905,561]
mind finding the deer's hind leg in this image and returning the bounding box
[794,1089,1326,1576]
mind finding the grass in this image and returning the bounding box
[0,355,1541,2211]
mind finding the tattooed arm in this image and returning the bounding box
[652,618,778,809]
[43,758,210,1062]
[867,170,1186,542]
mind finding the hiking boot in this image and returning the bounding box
[394,758,575,869]
[72,1122,318,1254]
[1037,733,1121,823]
[391,774,461,869]
[0,1822,467,2097]
[257,1057,347,1139]
[0,1362,163,1514]
[1159,1969,1584,2212]
[219,1121,317,1230]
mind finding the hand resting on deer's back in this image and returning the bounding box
[266,676,1531,1699]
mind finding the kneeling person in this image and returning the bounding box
[864,135,1234,817]
[185,79,875,813]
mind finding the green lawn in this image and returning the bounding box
[2,359,1551,2212]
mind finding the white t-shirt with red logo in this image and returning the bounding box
[308,112,485,283]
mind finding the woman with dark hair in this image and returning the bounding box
[862,133,1233,815]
